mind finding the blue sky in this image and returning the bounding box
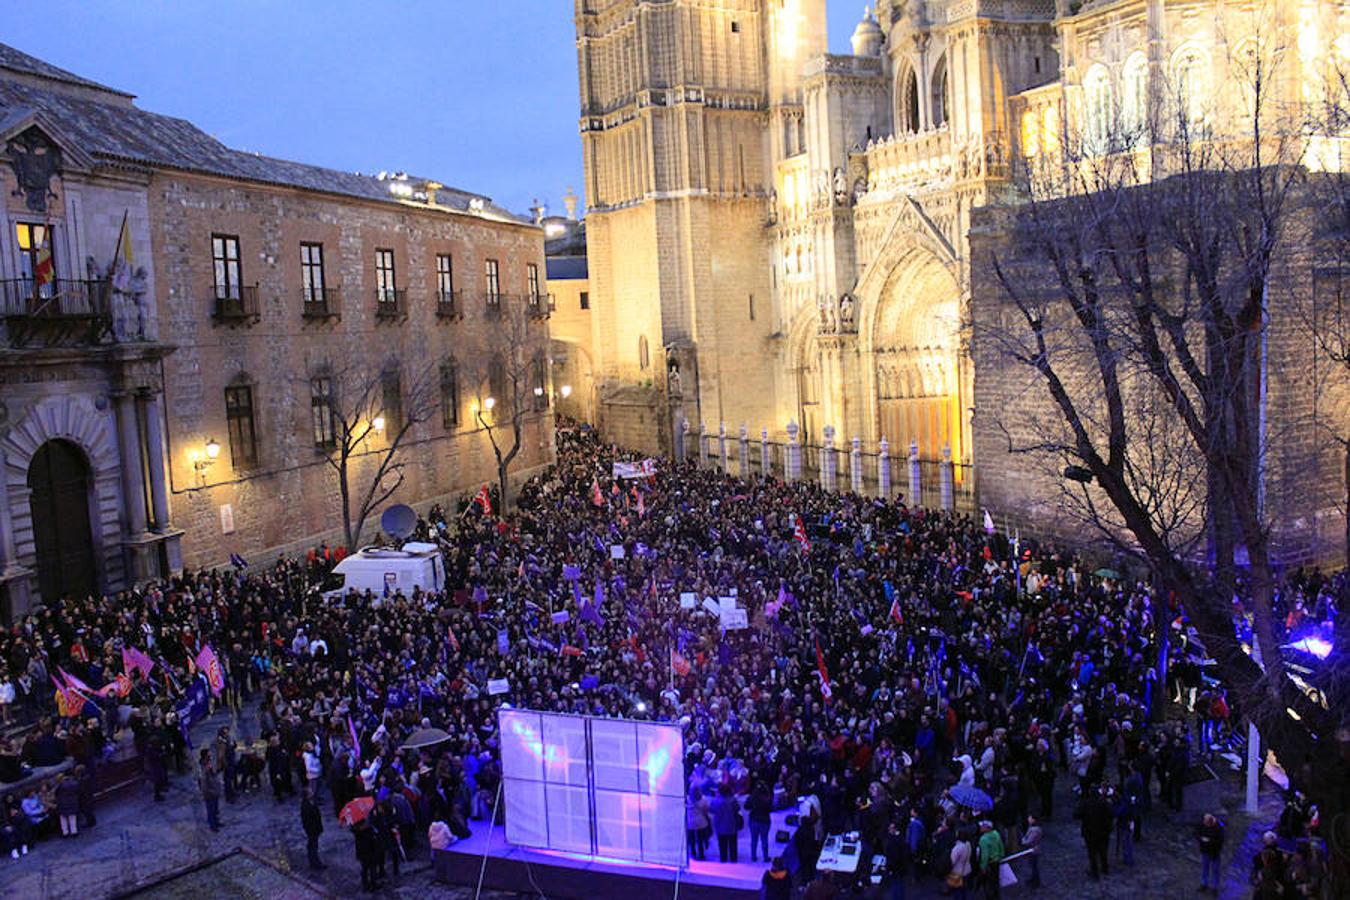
[9,1,865,216]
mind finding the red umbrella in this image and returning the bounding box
[339,796,375,826]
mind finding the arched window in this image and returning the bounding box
[931,55,950,127]
[1172,46,1210,131]
[1121,53,1149,144]
[638,335,650,371]
[898,65,920,133]
[1082,64,1113,154]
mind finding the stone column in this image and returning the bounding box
[940,444,954,511]
[140,392,171,531]
[0,449,17,570]
[786,420,801,483]
[908,439,921,506]
[718,422,729,472]
[738,424,749,476]
[878,437,892,499]
[760,428,771,478]
[820,425,836,492]
[680,418,691,463]
[674,417,687,461]
[850,436,863,494]
[114,391,148,536]
[698,423,708,468]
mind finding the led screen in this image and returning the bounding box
[496,709,686,867]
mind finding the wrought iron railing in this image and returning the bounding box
[211,285,260,324]
[435,290,463,320]
[374,287,407,320]
[0,278,113,346]
[301,287,341,320]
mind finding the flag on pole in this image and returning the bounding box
[34,228,54,288]
[635,488,645,518]
[474,484,492,515]
[889,596,904,626]
[590,477,605,508]
[52,675,83,717]
[446,623,461,653]
[111,211,134,293]
[58,668,101,712]
[671,649,691,676]
[814,638,832,702]
[194,644,226,696]
[123,645,156,680]
[580,582,605,626]
[348,715,361,754]
[793,515,811,553]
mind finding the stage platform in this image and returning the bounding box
[433,808,799,900]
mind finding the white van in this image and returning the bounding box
[325,542,444,602]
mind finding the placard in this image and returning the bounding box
[610,544,626,560]
[701,597,721,616]
[718,597,737,614]
[679,592,696,609]
[219,504,235,535]
[552,610,571,625]
[720,609,748,630]
[488,678,511,695]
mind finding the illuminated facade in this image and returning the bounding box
[575,0,1350,517]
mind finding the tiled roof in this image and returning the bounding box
[0,43,132,97]
[0,43,529,225]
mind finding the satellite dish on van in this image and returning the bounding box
[381,504,417,541]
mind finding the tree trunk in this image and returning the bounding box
[339,457,354,549]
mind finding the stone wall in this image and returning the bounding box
[149,172,554,567]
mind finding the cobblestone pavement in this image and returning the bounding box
[0,712,1267,900]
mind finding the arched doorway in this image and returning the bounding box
[27,439,97,602]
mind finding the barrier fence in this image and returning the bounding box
[677,422,976,515]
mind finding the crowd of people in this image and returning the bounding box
[0,422,1336,897]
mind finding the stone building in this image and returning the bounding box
[576,1,1350,559]
[0,44,552,618]
[542,191,596,423]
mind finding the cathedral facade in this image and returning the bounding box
[574,0,1350,562]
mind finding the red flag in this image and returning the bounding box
[122,645,155,680]
[889,597,904,626]
[34,231,54,287]
[671,649,691,676]
[814,638,832,703]
[52,676,83,717]
[793,515,811,553]
[636,490,645,518]
[474,484,492,515]
[590,478,605,508]
[447,623,461,654]
[560,644,584,657]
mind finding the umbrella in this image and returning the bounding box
[949,784,994,812]
[400,727,452,750]
[339,796,375,827]
[1094,568,1121,580]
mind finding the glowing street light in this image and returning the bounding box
[372,415,386,433]
[560,384,573,399]
[484,397,496,410]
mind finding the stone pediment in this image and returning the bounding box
[853,195,959,301]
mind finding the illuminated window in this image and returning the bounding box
[212,234,241,300]
[15,222,54,297]
[1172,47,1210,129]
[1121,53,1149,144]
[1021,109,1040,158]
[1083,64,1113,154]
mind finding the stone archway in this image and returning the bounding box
[27,439,96,602]
[2,394,122,602]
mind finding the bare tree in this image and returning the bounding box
[304,350,439,548]
[976,28,1349,846]
[467,293,551,510]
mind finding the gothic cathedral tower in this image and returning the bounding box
[576,0,825,454]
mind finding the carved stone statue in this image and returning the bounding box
[130,266,149,339]
[853,177,868,203]
[839,293,855,331]
[667,364,682,398]
[833,167,848,206]
[767,188,778,225]
[814,170,829,208]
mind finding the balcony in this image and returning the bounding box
[374,288,407,321]
[211,285,260,325]
[526,293,553,320]
[301,287,342,321]
[483,292,502,319]
[0,278,112,347]
[435,290,463,321]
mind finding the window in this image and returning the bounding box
[531,356,548,411]
[527,263,541,301]
[436,254,455,299]
[579,291,590,310]
[381,367,403,434]
[212,234,242,300]
[1120,54,1148,143]
[225,383,258,467]
[898,67,920,134]
[638,335,650,370]
[310,376,337,449]
[748,294,756,321]
[15,222,55,297]
[301,242,325,302]
[484,258,500,300]
[375,248,397,301]
[1172,47,1210,129]
[731,21,739,33]
[487,355,506,409]
[441,359,460,429]
[1083,64,1113,155]
[931,56,950,128]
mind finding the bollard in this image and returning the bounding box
[698,423,708,467]
[739,424,750,476]
[718,422,729,472]
[821,425,837,492]
[940,444,954,511]
[878,436,892,499]
[761,428,772,478]
[908,439,921,506]
[786,420,801,483]
[850,437,863,494]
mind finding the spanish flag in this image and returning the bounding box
[111,211,134,292]
[34,237,54,287]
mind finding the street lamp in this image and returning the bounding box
[560,384,573,399]
[192,438,222,485]
[372,415,386,433]
[484,397,496,411]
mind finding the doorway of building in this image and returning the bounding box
[27,439,97,603]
